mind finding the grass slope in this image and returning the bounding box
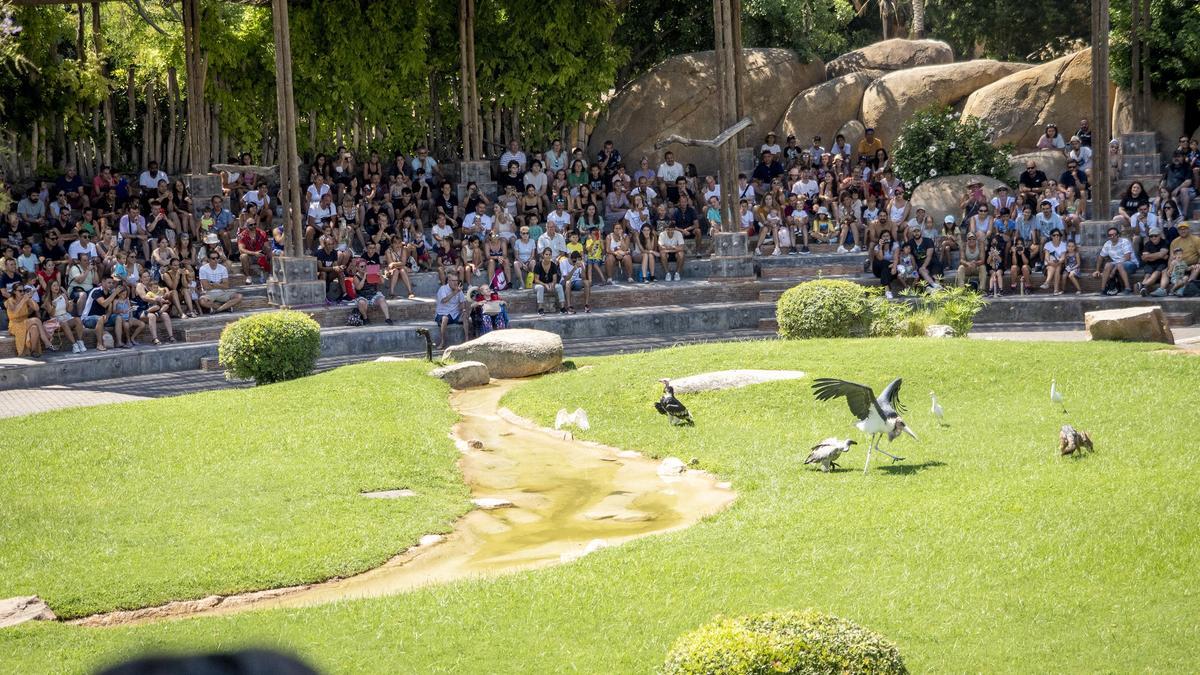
[0,361,468,619]
[3,340,1198,673]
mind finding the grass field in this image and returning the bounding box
[0,360,468,619]
[2,339,1198,673]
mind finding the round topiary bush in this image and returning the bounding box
[218,310,322,385]
[776,280,869,339]
[662,609,907,675]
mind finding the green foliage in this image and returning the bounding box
[892,106,1014,193]
[741,0,856,64]
[864,289,913,337]
[920,285,986,337]
[776,279,869,339]
[218,310,321,385]
[1110,0,1200,106]
[662,609,908,675]
[923,0,1089,63]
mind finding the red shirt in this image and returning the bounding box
[238,228,268,254]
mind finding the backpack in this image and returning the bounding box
[345,307,364,326]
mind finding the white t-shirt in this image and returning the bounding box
[657,161,684,183]
[199,263,229,286]
[545,149,568,173]
[760,143,782,156]
[1070,145,1093,172]
[499,150,527,172]
[434,284,465,317]
[630,186,658,204]
[243,191,270,210]
[1044,239,1068,262]
[68,241,99,260]
[119,215,146,235]
[558,258,583,283]
[462,212,494,234]
[523,171,548,194]
[139,170,168,190]
[658,229,684,249]
[703,185,721,203]
[537,232,567,258]
[306,183,331,204]
[547,210,572,231]
[791,179,818,198]
[513,237,537,262]
[308,203,336,224]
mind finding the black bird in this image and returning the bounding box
[812,377,917,474]
[415,328,433,362]
[654,378,694,426]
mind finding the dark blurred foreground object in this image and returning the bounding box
[96,649,319,675]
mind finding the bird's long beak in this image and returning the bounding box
[903,426,919,441]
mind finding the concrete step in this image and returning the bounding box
[758,317,779,332]
[0,299,777,390]
[1165,312,1194,327]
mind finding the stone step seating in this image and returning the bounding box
[0,278,764,360]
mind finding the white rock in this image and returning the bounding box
[429,361,491,389]
[657,457,687,477]
[443,329,563,378]
[418,534,445,547]
[925,324,957,338]
[0,596,56,628]
[472,497,514,510]
[668,369,806,394]
[361,489,416,499]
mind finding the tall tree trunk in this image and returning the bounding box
[166,67,180,174]
[31,120,39,176]
[126,66,138,167]
[181,0,209,174]
[92,2,112,167]
[910,0,925,38]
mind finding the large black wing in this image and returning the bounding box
[811,378,877,421]
[878,378,907,415]
[662,394,690,416]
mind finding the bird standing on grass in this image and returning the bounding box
[654,379,694,426]
[804,438,856,472]
[1051,379,1066,413]
[812,377,917,474]
[930,391,945,426]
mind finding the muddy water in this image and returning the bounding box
[76,379,734,626]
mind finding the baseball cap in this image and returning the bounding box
[943,215,956,224]
[1178,222,1191,229]
[817,206,830,216]
[1149,227,1163,236]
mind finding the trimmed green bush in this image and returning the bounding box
[662,609,907,675]
[776,280,869,339]
[218,310,322,385]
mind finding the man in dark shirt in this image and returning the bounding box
[1163,151,1193,218]
[497,161,524,194]
[751,150,784,186]
[673,194,701,241]
[1060,160,1089,195]
[595,140,622,184]
[1018,161,1048,206]
[38,228,69,263]
[1074,119,1092,147]
[55,167,89,209]
[352,242,392,325]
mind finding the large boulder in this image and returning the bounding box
[1008,150,1068,183]
[825,38,953,79]
[1111,88,1186,156]
[961,49,1115,150]
[0,596,56,628]
[588,49,825,176]
[430,360,491,389]
[910,174,1007,227]
[779,72,876,145]
[443,329,563,378]
[862,60,1030,144]
[1085,306,1175,344]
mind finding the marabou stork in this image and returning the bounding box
[812,377,917,474]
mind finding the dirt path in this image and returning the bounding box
[72,379,735,627]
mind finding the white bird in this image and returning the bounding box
[555,408,590,431]
[929,391,945,426]
[1050,379,1066,413]
[804,438,857,472]
[812,377,918,474]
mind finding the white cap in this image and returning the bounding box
[943,215,956,224]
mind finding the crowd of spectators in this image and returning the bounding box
[3,119,1198,356]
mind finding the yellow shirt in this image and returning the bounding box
[566,241,584,257]
[856,137,885,158]
[584,238,604,260]
[1171,233,1200,265]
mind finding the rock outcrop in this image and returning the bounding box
[430,361,491,389]
[779,72,876,145]
[588,49,825,176]
[1084,306,1175,344]
[1111,88,1186,152]
[861,60,1030,143]
[0,596,56,628]
[825,38,953,79]
[910,174,1008,227]
[961,49,1114,150]
[443,329,563,378]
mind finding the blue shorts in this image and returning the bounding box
[1115,261,1137,274]
[435,313,461,325]
[82,315,117,329]
[568,279,585,291]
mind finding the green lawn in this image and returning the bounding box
[2,340,1198,673]
[0,360,468,619]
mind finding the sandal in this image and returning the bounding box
[167,336,177,343]
[568,307,577,314]
[153,338,162,346]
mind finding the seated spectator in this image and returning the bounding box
[1018,161,1048,207]
[904,223,943,290]
[1136,228,1171,296]
[658,220,685,281]
[4,284,50,356]
[1008,236,1034,293]
[351,248,393,326]
[80,275,119,351]
[498,139,527,174]
[134,272,175,345]
[656,151,684,196]
[1159,222,1199,296]
[16,189,46,230]
[1041,229,1068,294]
[605,221,635,283]
[856,127,884,163]
[305,192,337,252]
[536,221,568,259]
[1163,151,1193,218]
[482,231,510,290]
[236,218,271,284]
[956,231,986,290]
[197,251,243,313]
[751,150,784,189]
[1093,226,1138,295]
[159,258,197,317]
[870,230,899,298]
[43,278,86,353]
[434,275,467,349]
[595,139,621,183]
[559,250,590,314]
[1036,124,1065,151]
[531,248,564,314]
